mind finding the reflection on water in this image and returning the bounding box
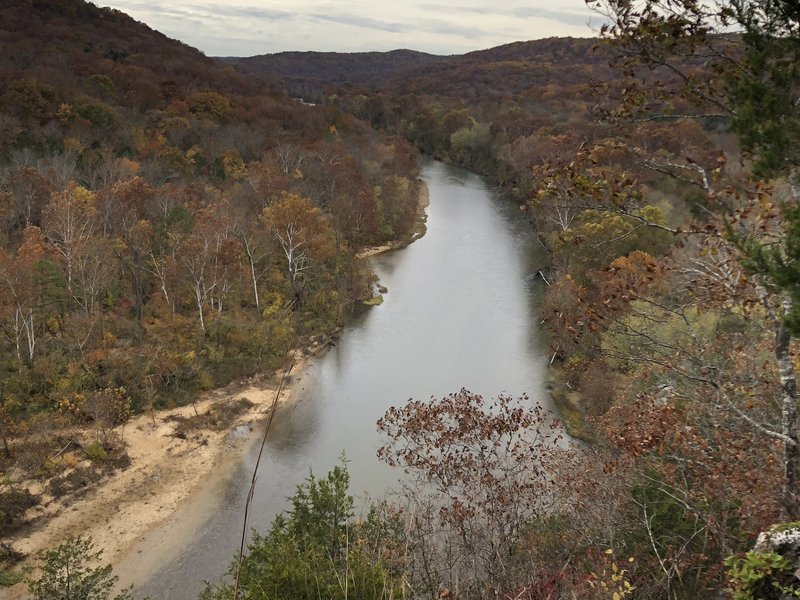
[132,160,549,599]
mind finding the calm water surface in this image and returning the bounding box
[132,160,549,598]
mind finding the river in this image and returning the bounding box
[130,160,550,599]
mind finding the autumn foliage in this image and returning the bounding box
[0,0,423,544]
[241,6,800,598]
[5,0,800,597]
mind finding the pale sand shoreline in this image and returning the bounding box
[4,352,315,599]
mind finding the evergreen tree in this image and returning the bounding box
[26,535,131,600]
[727,0,800,178]
[200,459,404,600]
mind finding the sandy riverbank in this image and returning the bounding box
[4,351,314,599]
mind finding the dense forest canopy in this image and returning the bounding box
[221,49,449,101]
[0,0,422,572]
[5,0,800,598]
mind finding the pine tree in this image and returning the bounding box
[26,535,131,600]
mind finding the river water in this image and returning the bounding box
[130,160,550,599]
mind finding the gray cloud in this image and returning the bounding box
[510,6,596,28]
[197,3,294,21]
[420,3,596,28]
[418,3,493,15]
[98,0,597,56]
[106,1,292,22]
[307,12,410,34]
[303,8,487,41]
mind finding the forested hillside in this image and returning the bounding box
[4,0,800,598]
[0,0,422,558]
[234,37,615,187]
[222,49,447,100]
[232,5,800,598]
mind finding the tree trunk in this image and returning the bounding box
[777,299,800,518]
[130,248,145,343]
[249,257,260,311]
[242,239,261,311]
[195,285,206,334]
[23,308,35,364]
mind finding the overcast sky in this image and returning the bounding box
[97,1,601,57]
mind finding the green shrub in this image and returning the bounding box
[84,442,107,462]
[26,535,131,600]
[0,488,37,537]
[0,569,23,586]
[726,550,800,599]
[201,458,404,600]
